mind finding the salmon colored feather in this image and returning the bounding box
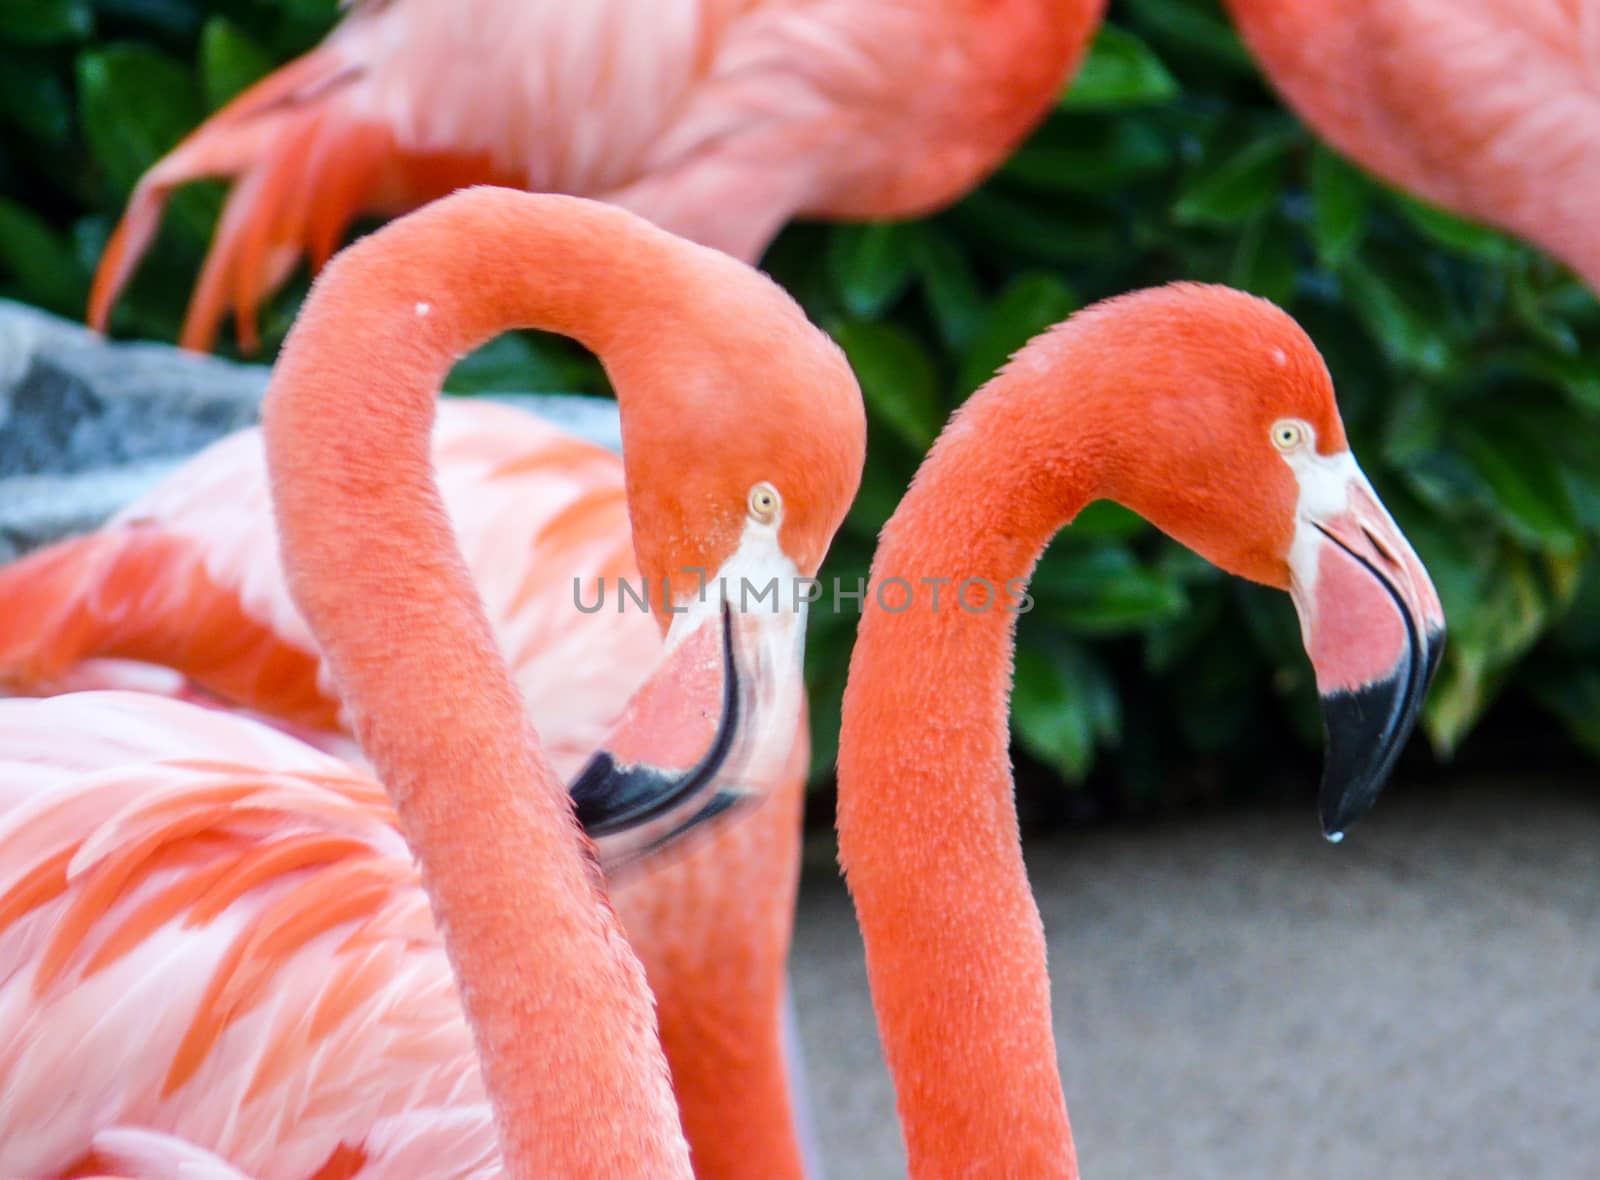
[837,284,1443,1175]
[1225,0,1600,289]
[88,0,1100,352]
[2,189,866,1178]
[0,398,821,1177]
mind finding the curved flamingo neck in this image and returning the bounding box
[837,282,1322,1173]
[262,189,692,1178]
[835,324,1139,1178]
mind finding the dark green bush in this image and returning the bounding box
[3,0,1597,805]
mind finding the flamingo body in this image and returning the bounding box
[3,189,863,1177]
[0,687,807,1178]
[0,399,651,775]
[89,0,1099,351]
[0,692,495,1179]
[1226,0,1600,288]
[0,399,811,1177]
[836,285,1444,1176]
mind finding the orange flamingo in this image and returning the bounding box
[836,283,1445,1175]
[1223,0,1600,289]
[88,0,1101,352]
[0,187,866,1177]
[0,365,824,1180]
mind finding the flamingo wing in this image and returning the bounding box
[91,0,1094,350]
[0,692,497,1180]
[1228,0,1600,288]
[0,399,656,779]
[1367,0,1600,286]
[88,0,750,351]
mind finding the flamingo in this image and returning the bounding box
[1222,0,1600,290]
[0,350,828,1180]
[835,283,1446,1175]
[0,187,867,1177]
[87,0,1101,352]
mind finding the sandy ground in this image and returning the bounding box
[787,776,1600,1179]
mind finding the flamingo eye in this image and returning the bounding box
[747,481,782,524]
[1271,419,1311,453]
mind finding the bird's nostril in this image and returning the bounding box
[1361,524,1401,568]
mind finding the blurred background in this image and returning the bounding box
[1,0,1596,1175]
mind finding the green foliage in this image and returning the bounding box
[1,0,1597,805]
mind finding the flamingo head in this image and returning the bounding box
[570,256,867,864]
[1084,285,1445,839]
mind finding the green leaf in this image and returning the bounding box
[1508,265,1584,355]
[1032,546,1188,635]
[201,17,276,110]
[1123,0,1254,71]
[1066,500,1149,542]
[1145,586,1225,673]
[1011,637,1119,782]
[1309,147,1373,267]
[1380,384,1444,466]
[445,331,605,395]
[843,443,913,541]
[77,45,217,243]
[90,0,200,39]
[1454,417,1582,554]
[1173,132,1293,227]
[826,222,917,319]
[910,229,985,350]
[0,0,90,45]
[1423,544,1568,753]
[1059,24,1178,109]
[958,273,1079,394]
[833,320,943,451]
[0,198,88,314]
[950,189,1122,265]
[1530,665,1600,759]
[1337,255,1455,375]
[1501,349,1600,412]
[1004,119,1172,195]
[1389,192,1520,263]
[1228,211,1298,306]
[0,50,74,144]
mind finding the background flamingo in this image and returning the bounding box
[1223,0,1600,292]
[835,284,1445,1175]
[87,0,1101,352]
[0,188,866,1177]
[0,371,826,1180]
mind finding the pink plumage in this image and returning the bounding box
[88,0,1098,351]
[0,399,654,776]
[0,692,498,1179]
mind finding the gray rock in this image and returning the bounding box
[0,301,267,560]
[0,300,620,562]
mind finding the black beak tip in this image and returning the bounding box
[1317,730,1389,842]
[1316,671,1421,841]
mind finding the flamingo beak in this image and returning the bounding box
[1287,459,1445,840]
[567,581,810,870]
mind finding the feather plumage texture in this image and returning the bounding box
[1226,0,1600,290]
[0,394,810,1180]
[0,692,499,1180]
[89,0,1097,350]
[0,398,653,777]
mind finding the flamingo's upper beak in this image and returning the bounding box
[567,579,809,870]
[1287,457,1445,840]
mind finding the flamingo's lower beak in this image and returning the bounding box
[567,593,808,870]
[1289,467,1446,840]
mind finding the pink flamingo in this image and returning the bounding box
[87,0,1101,352]
[0,348,826,1180]
[0,187,866,1177]
[837,283,1445,1175]
[1223,0,1600,289]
